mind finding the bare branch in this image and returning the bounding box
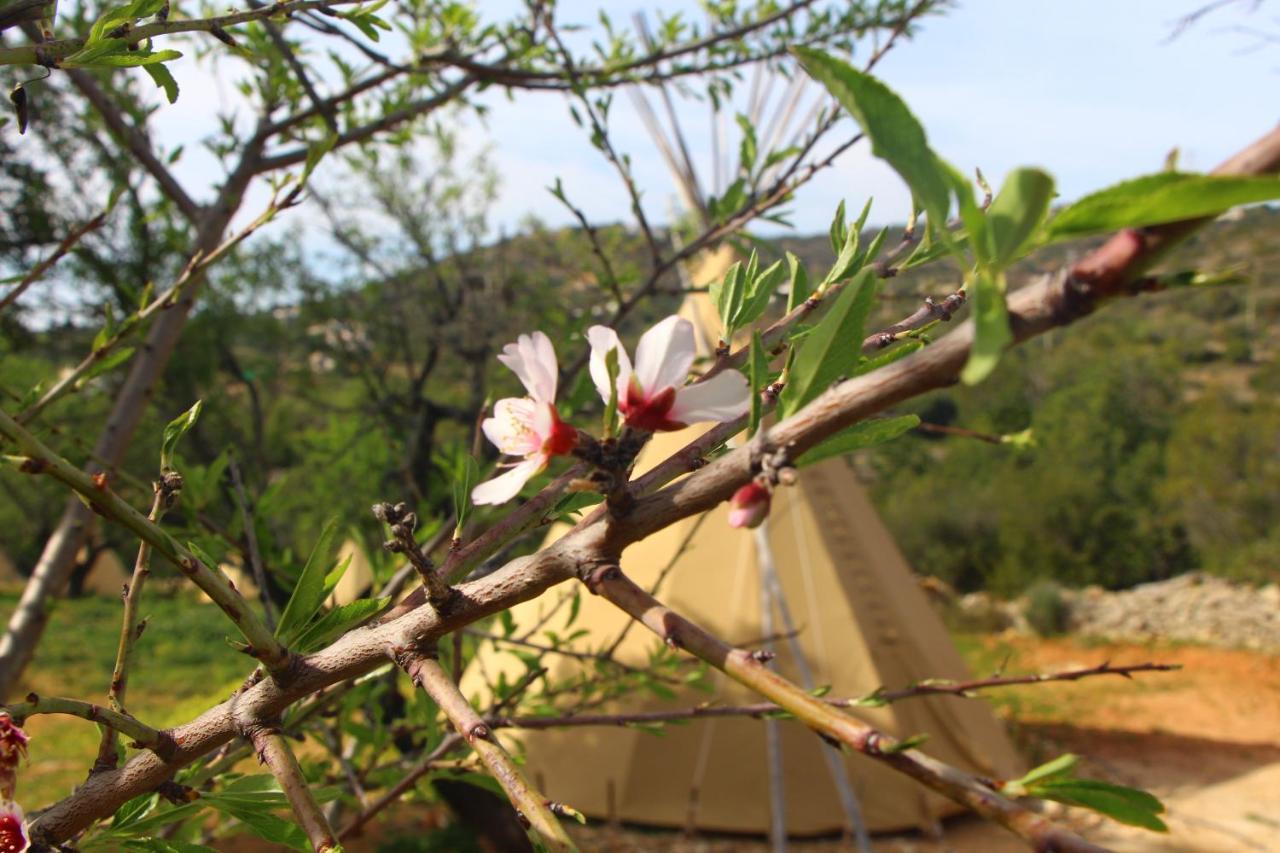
[246,723,337,851]
[4,695,174,758]
[396,647,576,851]
[0,210,107,312]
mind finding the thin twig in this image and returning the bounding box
[0,210,107,312]
[395,647,575,851]
[229,457,277,630]
[5,695,174,758]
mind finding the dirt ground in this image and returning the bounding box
[557,637,1280,853]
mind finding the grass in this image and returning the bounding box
[1,588,255,808]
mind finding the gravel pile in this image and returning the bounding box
[943,573,1280,651]
[1062,573,1280,651]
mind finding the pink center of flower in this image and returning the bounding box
[541,407,578,457]
[0,814,26,853]
[621,384,684,432]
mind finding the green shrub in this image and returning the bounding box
[1025,581,1070,637]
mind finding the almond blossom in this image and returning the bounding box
[472,332,577,506]
[587,315,750,432]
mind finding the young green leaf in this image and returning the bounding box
[987,168,1055,265]
[881,733,929,754]
[796,414,920,467]
[828,199,847,255]
[291,596,390,653]
[737,258,785,329]
[1007,753,1079,792]
[142,63,179,103]
[601,346,620,437]
[747,331,768,435]
[792,48,951,230]
[960,272,1012,385]
[202,794,308,851]
[785,251,810,313]
[1031,779,1168,832]
[1047,172,1280,241]
[856,339,924,375]
[709,261,745,338]
[275,518,339,643]
[160,400,203,472]
[822,212,861,286]
[779,268,877,417]
[75,346,136,389]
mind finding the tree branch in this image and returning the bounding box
[395,647,576,852]
[584,565,1104,852]
[26,124,1280,847]
[0,209,107,312]
[0,409,290,672]
[246,723,337,851]
[4,695,175,758]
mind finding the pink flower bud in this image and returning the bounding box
[0,800,28,852]
[728,482,771,529]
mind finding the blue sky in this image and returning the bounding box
[149,0,1280,239]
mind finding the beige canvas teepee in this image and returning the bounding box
[463,49,1020,840]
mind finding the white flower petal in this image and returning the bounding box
[587,325,632,403]
[634,315,695,395]
[471,455,547,505]
[498,332,559,403]
[669,369,751,424]
[482,398,542,456]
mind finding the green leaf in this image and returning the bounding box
[290,596,389,653]
[856,339,924,375]
[185,540,221,575]
[779,268,877,417]
[1007,754,1078,791]
[86,802,205,845]
[737,257,785,329]
[709,260,744,339]
[987,168,1055,265]
[822,211,861,287]
[203,794,308,851]
[747,331,768,435]
[1047,172,1280,241]
[75,346,136,389]
[793,48,951,229]
[275,518,339,643]
[160,400,203,472]
[601,346,620,438]
[735,113,757,174]
[84,49,182,68]
[828,200,847,255]
[301,134,336,184]
[319,553,354,603]
[960,272,1011,385]
[1032,779,1168,832]
[785,251,810,313]
[797,415,920,467]
[881,733,929,753]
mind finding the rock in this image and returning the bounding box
[1013,573,1280,651]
